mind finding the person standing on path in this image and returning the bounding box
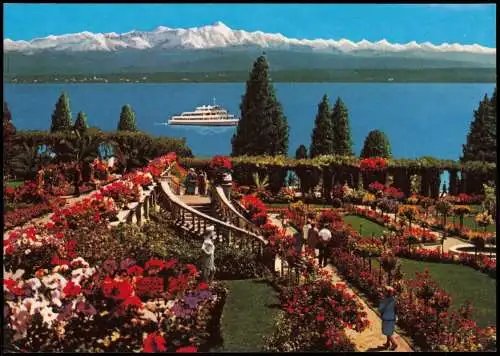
[307,219,319,252]
[318,224,332,267]
[198,169,207,196]
[293,223,304,255]
[379,285,398,350]
[201,226,216,283]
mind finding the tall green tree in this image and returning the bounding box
[295,144,308,159]
[461,89,496,163]
[74,111,88,135]
[117,104,138,132]
[3,101,17,175]
[331,97,353,156]
[360,129,392,158]
[310,94,334,158]
[231,55,289,156]
[50,92,73,133]
[3,101,16,142]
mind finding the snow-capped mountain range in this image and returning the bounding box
[4,21,496,55]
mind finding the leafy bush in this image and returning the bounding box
[215,245,267,280]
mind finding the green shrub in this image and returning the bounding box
[215,245,267,280]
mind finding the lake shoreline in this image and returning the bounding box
[4,82,495,160]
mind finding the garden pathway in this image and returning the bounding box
[3,176,122,237]
[269,214,414,353]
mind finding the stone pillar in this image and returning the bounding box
[429,169,441,199]
[393,168,411,197]
[322,168,334,202]
[419,170,429,197]
[459,170,466,194]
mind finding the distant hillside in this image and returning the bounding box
[3,22,495,79]
[3,49,496,77]
[4,68,496,84]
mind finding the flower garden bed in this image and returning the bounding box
[3,153,229,353]
[347,206,440,244]
[252,198,496,351]
[329,248,496,351]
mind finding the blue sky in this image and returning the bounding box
[3,3,496,47]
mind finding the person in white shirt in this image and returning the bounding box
[201,226,216,282]
[221,170,233,199]
[318,224,332,267]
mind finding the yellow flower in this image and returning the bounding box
[362,193,376,203]
[103,337,111,347]
[111,331,120,342]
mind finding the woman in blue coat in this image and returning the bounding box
[379,285,398,350]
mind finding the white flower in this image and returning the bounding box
[24,249,31,255]
[39,306,58,327]
[25,278,42,291]
[70,257,89,268]
[4,268,25,281]
[42,273,67,290]
[50,289,62,307]
[22,297,49,315]
[52,264,70,274]
[71,267,95,285]
[138,308,158,323]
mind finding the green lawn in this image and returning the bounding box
[374,258,496,328]
[5,180,24,188]
[469,205,483,213]
[214,279,281,352]
[462,216,496,233]
[343,215,388,238]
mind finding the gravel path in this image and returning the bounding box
[269,214,413,352]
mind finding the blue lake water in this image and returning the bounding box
[4,83,495,161]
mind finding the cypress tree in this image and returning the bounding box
[310,94,334,158]
[331,97,353,156]
[461,90,496,163]
[295,144,308,159]
[3,101,16,140]
[360,129,392,158]
[74,111,88,134]
[3,101,16,172]
[231,55,289,156]
[118,104,138,132]
[50,92,73,133]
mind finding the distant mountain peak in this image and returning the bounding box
[3,22,496,56]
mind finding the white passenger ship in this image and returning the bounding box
[168,98,239,126]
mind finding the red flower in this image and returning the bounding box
[143,333,167,353]
[3,279,24,296]
[63,281,82,297]
[185,264,198,275]
[51,255,70,266]
[198,281,209,290]
[145,258,166,271]
[176,346,197,353]
[127,265,144,276]
[102,277,134,301]
[165,259,177,269]
[209,155,232,170]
